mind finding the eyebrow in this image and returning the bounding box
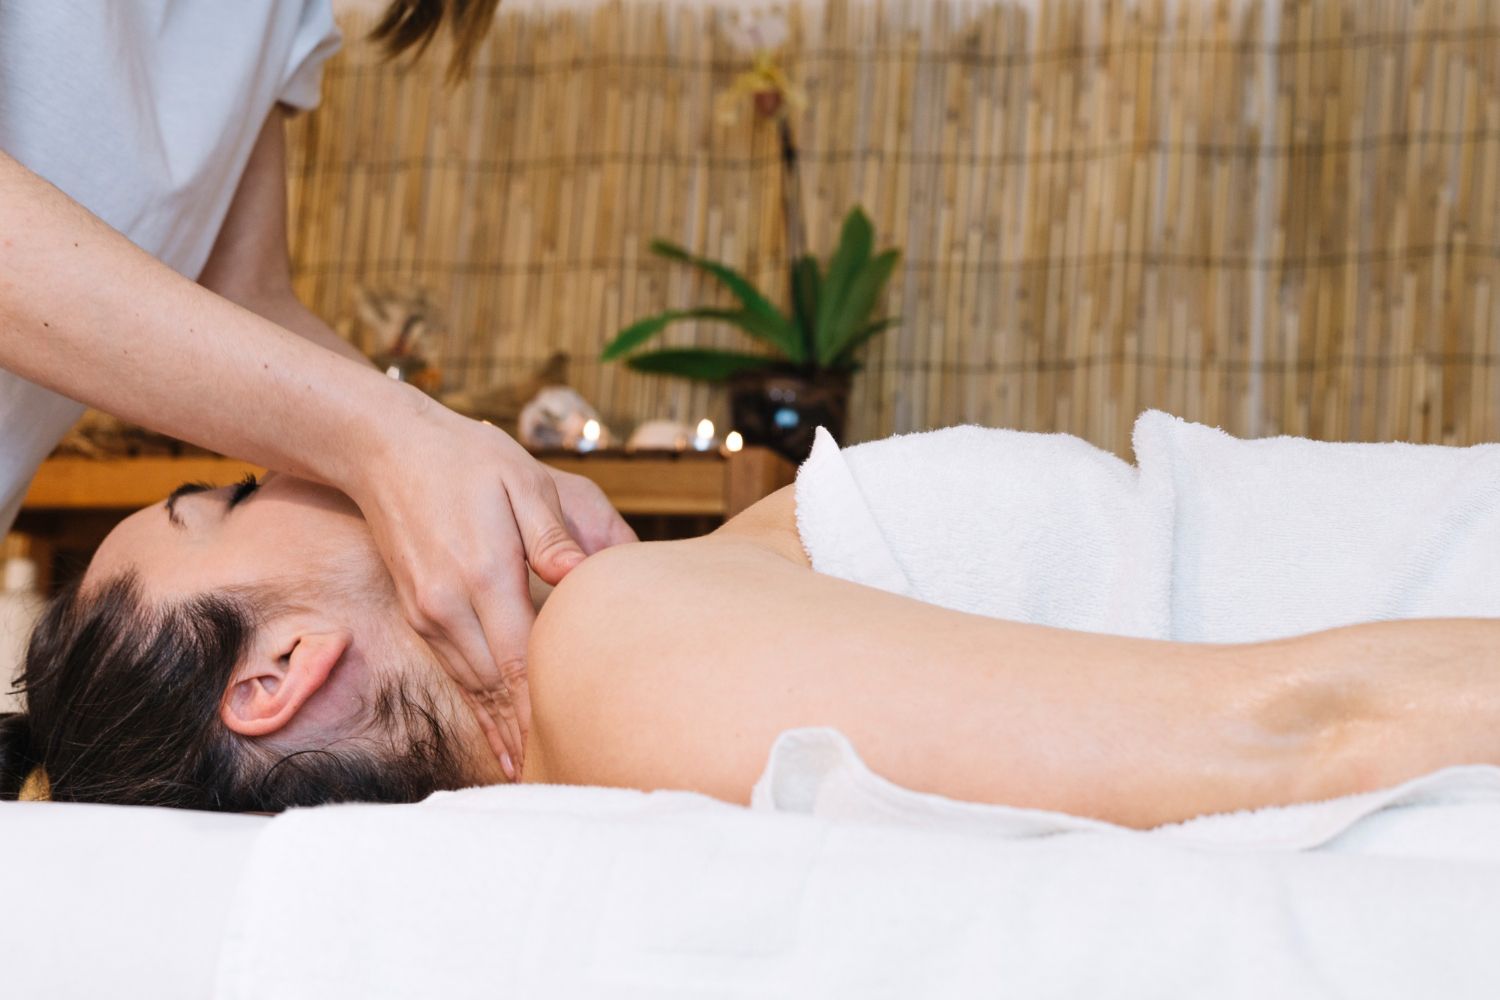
[164,481,214,528]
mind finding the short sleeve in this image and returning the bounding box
[278,0,342,112]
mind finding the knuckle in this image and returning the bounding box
[521,468,561,501]
[497,656,528,685]
[460,553,506,588]
[528,522,577,561]
[553,469,590,494]
[411,589,458,626]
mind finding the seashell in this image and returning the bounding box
[518,387,612,450]
[626,419,693,452]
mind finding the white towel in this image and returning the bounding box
[798,413,1500,642]
[1134,410,1500,641]
[754,728,1500,858]
[796,425,1173,638]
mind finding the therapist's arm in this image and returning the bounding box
[0,145,632,776]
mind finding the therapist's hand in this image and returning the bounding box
[349,403,634,780]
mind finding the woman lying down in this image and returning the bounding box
[2,456,1498,827]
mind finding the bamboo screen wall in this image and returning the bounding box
[287,0,1500,455]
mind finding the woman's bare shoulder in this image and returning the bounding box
[520,486,810,788]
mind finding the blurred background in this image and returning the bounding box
[292,0,1500,452]
[7,0,1500,694]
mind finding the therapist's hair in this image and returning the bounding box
[372,0,503,80]
[0,573,465,809]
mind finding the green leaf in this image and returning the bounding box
[818,249,901,366]
[650,240,804,362]
[827,316,900,367]
[813,207,874,362]
[790,255,821,356]
[624,348,781,382]
[600,308,744,362]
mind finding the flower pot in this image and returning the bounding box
[728,369,851,463]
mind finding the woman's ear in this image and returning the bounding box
[220,629,352,738]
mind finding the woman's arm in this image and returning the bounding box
[525,492,1500,826]
[0,147,631,776]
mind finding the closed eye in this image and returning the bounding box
[227,473,261,510]
[165,481,213,527]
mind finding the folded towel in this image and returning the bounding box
[798,413,1500,642]
[796,425,1173,638]
[1134,411,1500,641]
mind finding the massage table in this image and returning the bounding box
[6,730,1500,999]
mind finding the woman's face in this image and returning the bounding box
[86,473,503,785]
[88,473,373,603]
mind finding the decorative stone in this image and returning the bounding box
[518,387,612,451]
[626,419,693,452]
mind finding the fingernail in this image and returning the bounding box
[501,751,516,782]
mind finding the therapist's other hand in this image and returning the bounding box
[350,402,632,780]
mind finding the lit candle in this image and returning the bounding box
[578,418,601,454]
[692,418,716,452]
[723,430,744,454]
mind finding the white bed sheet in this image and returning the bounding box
[215,781,1500,999]
[0,800,266,1000]
[6,734,1500,999]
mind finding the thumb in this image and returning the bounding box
[512,475,588,584]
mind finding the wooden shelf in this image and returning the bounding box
[23,448,794,519]
[22,457,264,512]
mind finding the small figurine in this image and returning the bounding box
[518,387,613,451]
[353,286,443,394]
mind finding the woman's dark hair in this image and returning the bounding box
[0,573,465,810]
[0,712,34,800]
[372,0,503,81]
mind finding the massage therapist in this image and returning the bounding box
[0,0,632,777]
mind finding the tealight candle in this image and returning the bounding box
[692,418,716,452]
[577,418,601,454]
[723,430,744,454]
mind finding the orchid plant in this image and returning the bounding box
[602,9,899,382]
[601,206,900,380]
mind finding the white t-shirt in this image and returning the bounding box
[0,0,342,533]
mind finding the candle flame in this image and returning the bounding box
[582,419,601,443]
[724,431,744,453]
[696,418,715,440]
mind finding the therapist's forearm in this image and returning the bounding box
[0,149,420,488]
[231,287,369,367]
